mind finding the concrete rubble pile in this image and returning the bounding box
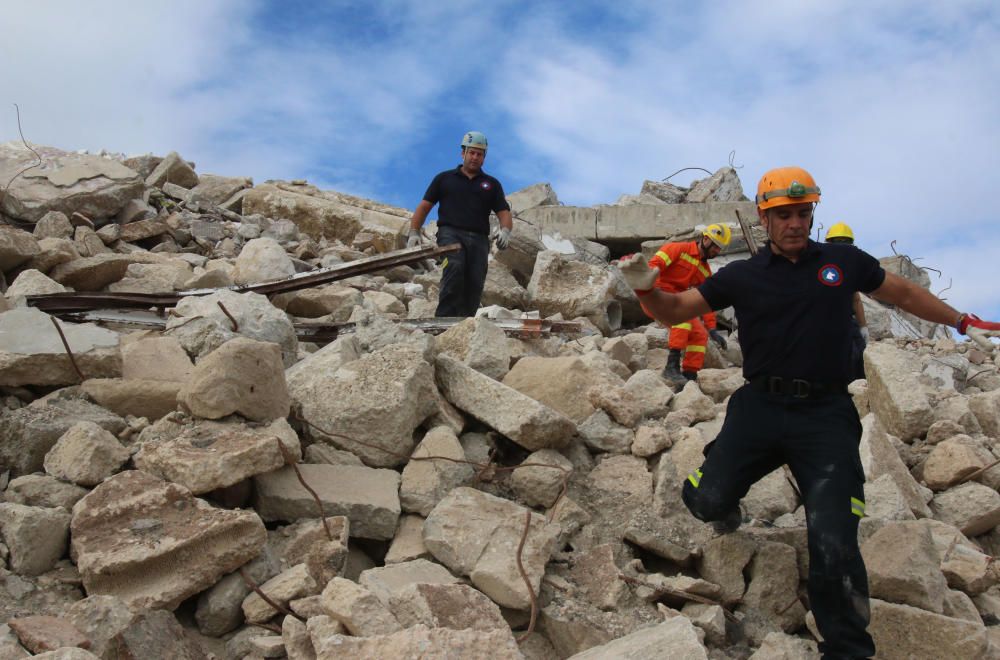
[0,142,998,659]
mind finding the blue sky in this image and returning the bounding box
[3,1,999,322]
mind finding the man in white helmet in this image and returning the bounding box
[407,131,513,317]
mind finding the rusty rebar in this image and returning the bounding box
[217,301,238,331]
[514,510,540,642]
[275,437,332,542]
[49,316,85,382]
[239,566,304,622]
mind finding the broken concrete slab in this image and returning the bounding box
[0,398,126,476]
[0,143,144,223]
[178,336,290,422]
[144,151,198,189]
[861,521,948,613]
[423,487,560,610]
[310,622,522,659]
[0,503,71,576]
[254,463,400,540]
[434,317,511,380]
[318,576,402,636]
[70,470,266,610]
[80,377,180,420]
[566,616,708,659]
[358,558,462,608]
[48,252,169,290]
[527,250,623,334]
[0,307,120,387]
[135,416,301,495]
[501,355,625,424]
[242,563,318,624]
[864,342,934,441]
[436,353,576,452]
[930,482,1000,536]
[43,420,129,487]
[294,342,437,468]
[168,289,299,367]
[399,426,475,516]
[4,474,88,511]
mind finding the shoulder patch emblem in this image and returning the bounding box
[818,264,843,286]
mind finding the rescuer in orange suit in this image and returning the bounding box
[642,224,732,387]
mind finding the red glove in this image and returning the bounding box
[957,313,1000,335]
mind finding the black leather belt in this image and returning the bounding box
[747,376,848,399]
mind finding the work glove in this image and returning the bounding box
[708,329,727,349]
[495,227,511,251]
[860,326,870,342]
[958,313,1000,351]
[406,230,421,248]
[617,253,657,295]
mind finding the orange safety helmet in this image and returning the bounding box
[756,167,821,211]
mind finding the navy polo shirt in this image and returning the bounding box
[422,166,510,235]
[698,239,885,382]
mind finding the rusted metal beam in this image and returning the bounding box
[53,309,584,343]
[26,243,459,314]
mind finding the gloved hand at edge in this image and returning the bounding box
[958,313,1000,351]
[495,227,511,250]
[860,326,870,342]
[406,229,422,248]
[709,329,728,349]
[617,253,657,295]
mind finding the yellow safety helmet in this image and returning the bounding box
[825,222,854,243]
[702,223,732,248]
[756,166,821,210]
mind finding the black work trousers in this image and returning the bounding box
[435,225,490,318]
[681,385,875,660]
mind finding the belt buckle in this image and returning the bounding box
[791,379,810,398]
[767,376,783,395]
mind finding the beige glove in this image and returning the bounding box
[967,325,1000,351]
[617,254,657,293]
[406,230,421,248]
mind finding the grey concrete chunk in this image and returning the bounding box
[437,353,576,452]
[254,463,400,540]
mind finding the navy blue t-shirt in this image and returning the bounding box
[697,240,886,382]
[423,166,510,235]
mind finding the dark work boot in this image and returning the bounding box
[662,349,688,388]
[683,370,697,381]
[711,506,743,535]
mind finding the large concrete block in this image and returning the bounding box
[70,470,266,610]
[436,353,576,451]
[135,417,301,494]
[254,463,401,540]
[864,342,933,441]
[423,487,560,610]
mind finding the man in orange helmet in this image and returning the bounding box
[643,224,732,387]
[618,166,1000,659]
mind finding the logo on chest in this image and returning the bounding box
[479,181,492,191]
[818,264,844,286]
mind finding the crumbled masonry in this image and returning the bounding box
[0,142,999,658]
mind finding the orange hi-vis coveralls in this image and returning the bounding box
[641,241,717,372]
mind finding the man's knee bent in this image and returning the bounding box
[682,474,735,522]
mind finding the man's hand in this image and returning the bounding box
[495,228,511,251]
[406,230,422,248]
[709,329,727,349]
[959,313,1000,351]
[617,254,657,295]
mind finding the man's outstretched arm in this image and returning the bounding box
[618,254,713,325]
[870,272,959,326]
